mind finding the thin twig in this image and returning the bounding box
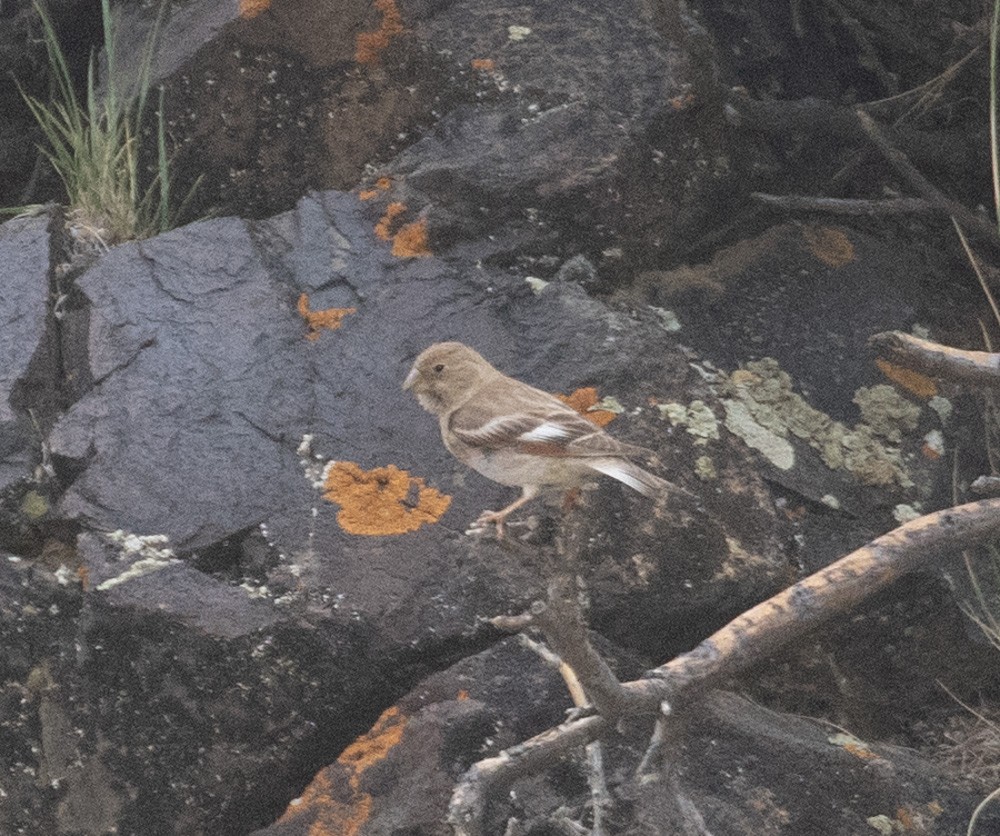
[856,109,1000,245]
[952,219,1000,330]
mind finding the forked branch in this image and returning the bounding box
[449,498,1000,834]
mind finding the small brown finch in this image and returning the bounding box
[403,341,680,535]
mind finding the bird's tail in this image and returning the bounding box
[588,457,676,498]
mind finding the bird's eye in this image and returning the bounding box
[433,363,445,373]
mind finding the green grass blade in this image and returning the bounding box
[991,0,1000,233]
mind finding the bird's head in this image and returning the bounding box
[403,341,493,414]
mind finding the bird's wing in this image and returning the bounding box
[449,392,643,459]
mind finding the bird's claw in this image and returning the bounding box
[467,510,506,539]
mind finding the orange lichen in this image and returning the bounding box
[557,387,616,427]
[297,293,356,340]
[842,741,879,761]
[921,442,943,461]
[391,219,432,257]
[323,462,451,535]
[669,93,696,110]
[470,58,496,71]
[374,202,406,240]
[239,0,270,17]
[802,225,855,267]
[359,177,392,201]
[374,203,432,257]
[895,806,916,829]
[355,0,405,65]
[456,689,470,701]
[277,706,408,835]
[875,358,938,399]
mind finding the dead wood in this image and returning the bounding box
[752,193,938,217]
[449,498,1000,834]
[854,110,999,245]
[870,330,1000,389]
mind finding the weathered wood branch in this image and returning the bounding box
[449,498,1000,833]
[449,715,608,836]
[869,330,1000,389]
[751,193,938,217]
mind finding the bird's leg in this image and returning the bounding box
[473,486,539,538]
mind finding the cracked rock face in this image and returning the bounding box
[0,216,52,489]
[0,0,988,833]
[17,186,777,832]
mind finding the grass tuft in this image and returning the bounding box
[16,0,196,244]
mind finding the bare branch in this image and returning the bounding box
[530,575,629,718]
[869,330,1000,389]
[449,499,1000,831]
[448,715,608,836]
[751,193,937,217]
[632,498,1000,704]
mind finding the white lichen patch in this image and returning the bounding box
[923,429,945,458]
[297,434,327,490]
[96,556,180,591]
[524,276,549,295]
[820,494,841,510]
[658,399,720,444]
[714,536,771,581]
[648,305,682,332]
[96,530,179,591]
[103,530,174,560]
[722,358,918,488]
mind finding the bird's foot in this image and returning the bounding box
[468,512,536,541]
[468,509,509,539]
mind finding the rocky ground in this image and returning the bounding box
[1,0,1000,834]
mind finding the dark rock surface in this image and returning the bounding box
[252,637,996,836]
[0,0,995,834]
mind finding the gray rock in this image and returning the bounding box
[0,214,51,490]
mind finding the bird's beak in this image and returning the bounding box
[402,366,419,391]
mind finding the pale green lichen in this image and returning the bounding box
[658,399,720,444]
[524,276,549,295]
[928,396,952,424]
[853,385,920,443]
[694,455,717,480]
[893,503,921,523]
[722,399,795,470]
[723,358,920,488]
[591,395,624,415]
[20,490,49,520]
[96,530,179,591]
